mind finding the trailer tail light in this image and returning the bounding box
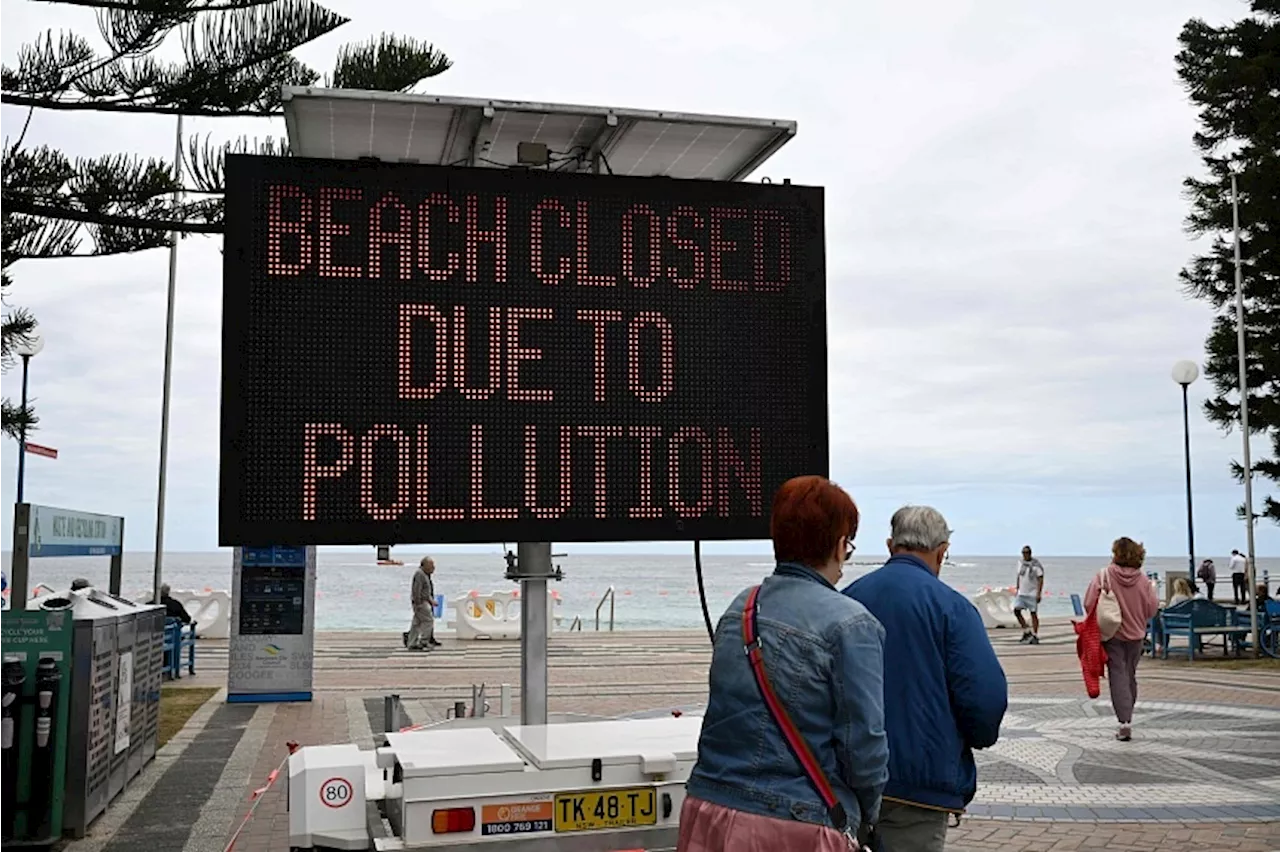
[431,807,476,834]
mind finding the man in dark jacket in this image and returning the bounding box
[843,505,1007,852]
[156,584,193,626]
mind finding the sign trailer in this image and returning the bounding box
[223,87,827,851]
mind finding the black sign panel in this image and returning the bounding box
[237,563,306,635]
[220,154,827,545]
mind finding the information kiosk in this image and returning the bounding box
[228,545,316,703]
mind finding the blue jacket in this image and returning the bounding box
[686,562,889,830]
[843,555,1007,812]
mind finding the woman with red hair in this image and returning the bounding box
[678,476,888,851]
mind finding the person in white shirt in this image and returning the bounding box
[1013,546,1045,644]
[1229,549,1248,605]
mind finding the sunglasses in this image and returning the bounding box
[843,538,856,563]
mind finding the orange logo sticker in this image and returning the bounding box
[481,801,553,824]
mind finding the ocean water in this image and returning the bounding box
[6,550,1277,632]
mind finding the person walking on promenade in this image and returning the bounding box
[1230,549,1248,605]
[680,475,888,852]
[843,506,1008,852]
[1083,537,1159,742]
[406,557,441,651]
[1012,545,1045,644]
[1197,559,1217,602]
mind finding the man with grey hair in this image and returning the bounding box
[406,556,440,651]
[152,582,193,625]
[843,506,1007,852]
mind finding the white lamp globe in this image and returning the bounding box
[14,333,44,358]
[1171,360,1199,386]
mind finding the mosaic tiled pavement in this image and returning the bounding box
[68,628,1280,851]
[968,697,1280,822]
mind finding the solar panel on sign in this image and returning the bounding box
[282,87,797,181]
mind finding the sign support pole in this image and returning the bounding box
[16,354,31,503]
[513,542,552,726]
[11,503,31,607]
[109,516,125,596]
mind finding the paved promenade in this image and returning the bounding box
[63,620,1280,852]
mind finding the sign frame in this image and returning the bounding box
[8,503,127,603]
[219,155,829,547]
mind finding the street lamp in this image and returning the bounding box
[1230,169,1260,655]
[1172,359,1199,581]
[13,333,45,504]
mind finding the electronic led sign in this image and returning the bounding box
[220,155,827,545]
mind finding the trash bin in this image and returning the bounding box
[33,588,164,838]
[1,608,73,843]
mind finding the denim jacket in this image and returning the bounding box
[685,562,889,831]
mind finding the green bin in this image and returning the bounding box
[2,608,73,845]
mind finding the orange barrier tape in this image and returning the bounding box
[224,741,299,852]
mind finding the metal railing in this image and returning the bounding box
[595,586,616,632]
[569,615,582,632]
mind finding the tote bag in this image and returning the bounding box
[1095,567,1124,642]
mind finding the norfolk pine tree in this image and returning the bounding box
[1177,0,1280,526]
[1,0,452,439]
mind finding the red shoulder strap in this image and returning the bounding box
[741,585,849,832]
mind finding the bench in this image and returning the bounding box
[1159,599,1249,660]
[1231,600,1280,658]
[163,618,197,678]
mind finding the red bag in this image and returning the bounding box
[1073,606,1109,699]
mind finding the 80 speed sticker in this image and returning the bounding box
[319,777,353,808]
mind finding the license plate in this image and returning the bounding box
[553,787,657,832]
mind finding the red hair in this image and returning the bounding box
[770,475,859,567]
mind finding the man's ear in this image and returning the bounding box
[886,537,894,555]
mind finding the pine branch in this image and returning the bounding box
[1,307,38,370]
[4,0,346,116]
[3,212,83,262]
[1,399,38,442]
[185,132,289,193]
[1,298,39,441]
[327,34,452,92]
[1,93,281,115]
[37,0,278,10]
[6,198,223,235]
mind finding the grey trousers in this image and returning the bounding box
[1102,637,1143,724]
[406,603,435,649]
[877,800,948,852]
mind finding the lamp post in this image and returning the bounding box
[1171,360,1199,582]
[13,333,45,504]
[1230,170,1260,656]
[153,114,183,606]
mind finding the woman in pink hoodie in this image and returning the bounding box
[1083,537,1160,742]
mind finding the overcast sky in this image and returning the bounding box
[2,0,1275,559]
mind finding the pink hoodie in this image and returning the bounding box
[1083,564,1160,642]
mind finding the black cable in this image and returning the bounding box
[694,539,714,644]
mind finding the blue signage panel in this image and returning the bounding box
[27,504,124,558]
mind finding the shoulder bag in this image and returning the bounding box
[1095,568,1124,642]
[742,585,875,851]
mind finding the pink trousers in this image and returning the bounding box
[676,795,853,852]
